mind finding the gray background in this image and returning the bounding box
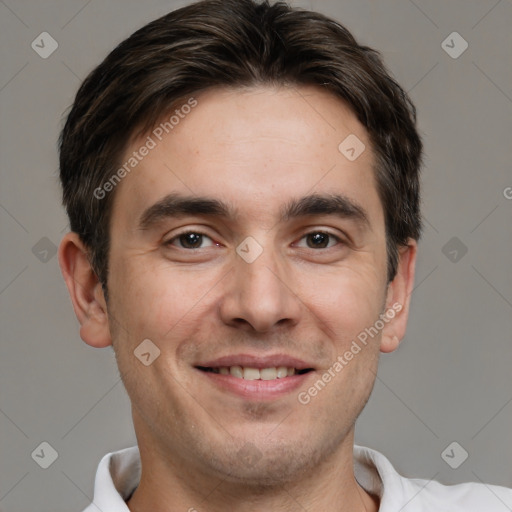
[1,0,511,510]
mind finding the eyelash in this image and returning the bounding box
[164,230,344,250]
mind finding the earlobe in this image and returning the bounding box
[58,232,112,348]
[380,240,417,354]
[380,334,400,353]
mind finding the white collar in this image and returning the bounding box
[83,444,512,511]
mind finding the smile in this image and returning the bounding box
[196,365,313,381]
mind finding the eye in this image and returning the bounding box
[164,231,216,250]
[295,231,342,249]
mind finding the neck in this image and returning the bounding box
[126,426,379,512]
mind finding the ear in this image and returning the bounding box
[380,239,417,353]
[58,232,112,348]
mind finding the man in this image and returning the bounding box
[57,0,512,510]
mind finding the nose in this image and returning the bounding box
[218,244,302,333]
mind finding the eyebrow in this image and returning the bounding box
[137,192,369,231]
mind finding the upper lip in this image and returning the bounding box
[195,353,315,371]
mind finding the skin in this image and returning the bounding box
[59,85,417,512]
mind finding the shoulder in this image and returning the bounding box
[354,445,512,511]
[404,476,512,511]
[81,445,141,512]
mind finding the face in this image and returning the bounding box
[89,86,410,485]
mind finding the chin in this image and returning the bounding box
[200,432,340,488]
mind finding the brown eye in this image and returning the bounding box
[165,231,215,249]
[296,231,342,249]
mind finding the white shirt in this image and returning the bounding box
[83,444,512,511]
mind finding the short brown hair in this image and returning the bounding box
[59,0,422,291]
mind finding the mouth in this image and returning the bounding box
[194,354,316,400]
[196,365,314,380]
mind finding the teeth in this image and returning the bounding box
[230,365,243,378]
[260,367,277,380]
[243,367,260,380]
[277,366,289,378]
[217,366,297,380]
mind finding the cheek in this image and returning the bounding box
[302,265,387,341]
[110,257,222,342]
[107,261,202,412]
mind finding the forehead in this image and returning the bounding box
[110,85,382,231]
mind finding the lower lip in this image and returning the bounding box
[197,369,314,400]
